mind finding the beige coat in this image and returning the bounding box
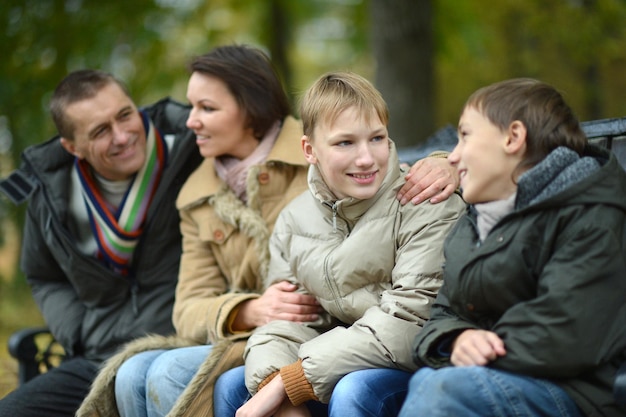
[76,116,309,417]
[173,115,309,344]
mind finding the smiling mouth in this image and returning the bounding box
[196,134,212,142]
[351,173,374,179]
[113,144,136,158]
[348,172,378,185]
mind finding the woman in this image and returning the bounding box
[399,78,626,417]
[76,46,458,417]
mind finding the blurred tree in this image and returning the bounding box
[370,0,435,147]
[434,0,626,127]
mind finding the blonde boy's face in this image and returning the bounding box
[450,106,522,204]
[302,106,389,200]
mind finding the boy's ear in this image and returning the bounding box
[301,135,317,164]
[504,120,527,155]
[60,137,83,159]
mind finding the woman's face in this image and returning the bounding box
[302,106,389,200]
[449,106,520,204]
[186,72,259,160]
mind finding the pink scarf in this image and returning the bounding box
[214,120,281,202]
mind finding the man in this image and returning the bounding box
[0,70,203,417]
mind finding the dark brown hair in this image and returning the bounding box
[49,69,130,140]
[189,45,290,139]
[465,78,587,175]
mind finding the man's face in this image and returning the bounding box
[60,82,147,181]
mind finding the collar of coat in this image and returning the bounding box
[176,116,307,210]
[516,146,600,209]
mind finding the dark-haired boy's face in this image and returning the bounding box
[451,106,518,204]
[60,83,146,181]
[302,106,389,200]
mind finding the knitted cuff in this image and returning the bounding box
[280,360,318,406]
[257,370,280,392]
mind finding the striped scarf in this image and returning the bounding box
[75,112,168,275]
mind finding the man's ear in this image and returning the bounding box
[504,120,527,156]
[59,137,82,159]
[301,135,317,164]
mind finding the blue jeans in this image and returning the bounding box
[115,345,212,417]
[213,365,249,417]
[330,368,412,417]
[214,366,411,417]
[398,366,584,417]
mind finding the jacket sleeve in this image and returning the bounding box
[21,207,85,356]
[412,284,480,368]
[298,194,465,403]
[244,211,337,396]
[172,207,258,344]
[491,221,626,378]
[244,320,322,396]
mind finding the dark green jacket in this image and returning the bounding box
[414,145,626,417]
[1,98,202,362]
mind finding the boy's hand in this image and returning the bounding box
[236,374,287,417]
[451,329,506,366]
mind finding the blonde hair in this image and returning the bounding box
[299,71,389,139]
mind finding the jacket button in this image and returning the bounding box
[213,230,225,241]
[497,236,504,242]
[258,172,270,184]
[466,303,475,311]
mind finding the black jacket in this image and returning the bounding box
[1,98,202,362]
[414,145,626,417]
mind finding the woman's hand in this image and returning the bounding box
[451,329,506,366]
[397,156,459,205]
[233,281,322,330]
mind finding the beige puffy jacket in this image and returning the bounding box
[244,142,466,404]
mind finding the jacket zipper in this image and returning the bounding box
[322,201,351,314]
